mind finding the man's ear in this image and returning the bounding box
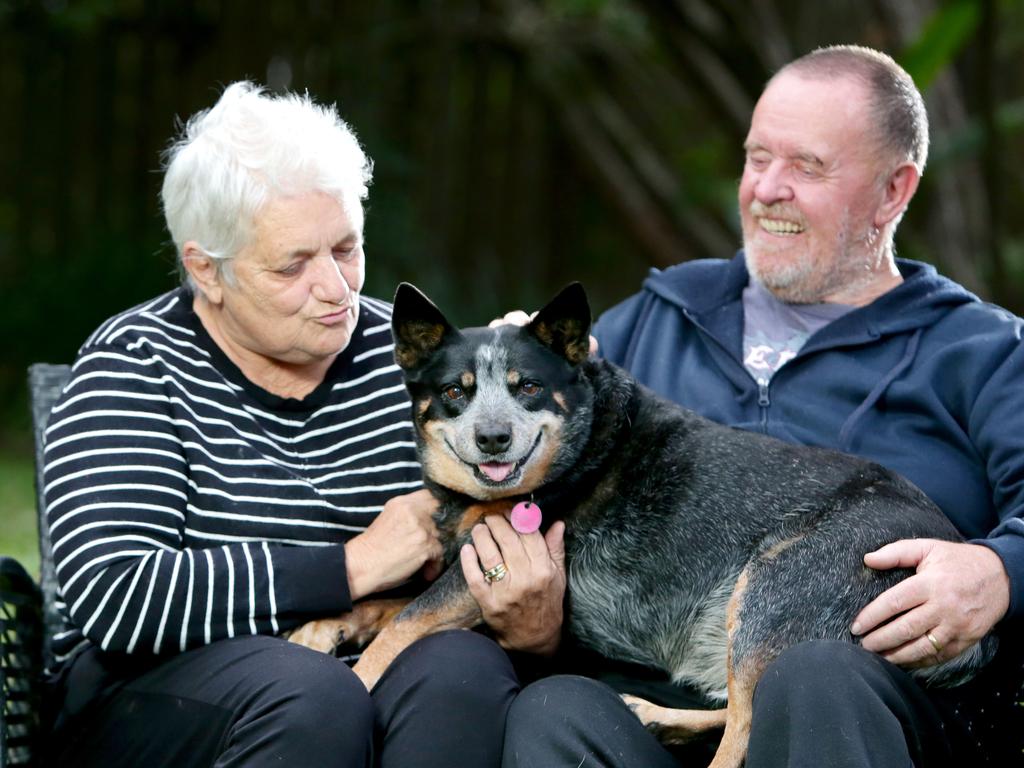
[182,242,224,304]
[527,282,592,366]
[392,283,460,370]
[874,162,920,229]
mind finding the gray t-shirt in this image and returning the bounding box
[742,281,855,383]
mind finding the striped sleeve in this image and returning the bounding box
[45,351,353,659]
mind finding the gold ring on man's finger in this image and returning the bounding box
[925,631,943,654]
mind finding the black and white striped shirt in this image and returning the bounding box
[44,287,422,668]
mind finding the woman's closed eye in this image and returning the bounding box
[333,247,358,262]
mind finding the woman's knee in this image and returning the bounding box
[228,640,374,760]
[278,645,371,721]
[373,631,519,766]
[384,629,517,696]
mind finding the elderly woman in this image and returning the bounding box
[42,83,527,768]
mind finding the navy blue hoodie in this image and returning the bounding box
[594,253,1024,620]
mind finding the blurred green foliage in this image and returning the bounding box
[0,452,39,579]
[901,0,980,89]
[0,1,1022,566]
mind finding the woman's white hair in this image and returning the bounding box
[161,81,373,286]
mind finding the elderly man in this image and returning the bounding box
[498,45,1023,767]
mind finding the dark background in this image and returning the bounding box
[2,0,1023,445]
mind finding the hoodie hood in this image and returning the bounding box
[642,252,979,340]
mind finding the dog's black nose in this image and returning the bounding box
[475,424,512,455]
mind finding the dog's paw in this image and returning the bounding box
[286,599,413,655]
[339,598,413,647]
[621,693,664,732]
[620,694,727,746]
[285,618,348,654]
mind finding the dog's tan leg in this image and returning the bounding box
[622,694,727,745]
[708,663,758,768]
[287,598,411,654]
[344,499,523,689]
[707,567,769,768]
[353,586,482,691]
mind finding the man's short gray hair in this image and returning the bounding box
[161,82,373,287]
[777,45,929,173]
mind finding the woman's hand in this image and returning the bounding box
[344,489,443,600]
[460,516,567,656]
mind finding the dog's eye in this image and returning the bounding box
[442,385,464,401]
[519,381,542,396]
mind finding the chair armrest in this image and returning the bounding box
[0,556,43,768]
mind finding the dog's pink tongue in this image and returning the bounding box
[479,462,514,482]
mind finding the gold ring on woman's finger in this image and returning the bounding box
[483,562,508,583]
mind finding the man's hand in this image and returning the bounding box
[851,538,1009,667]
[489,310,599,356]
[345,489,443,601]
[460,515,567,656]
[488,310,536,329]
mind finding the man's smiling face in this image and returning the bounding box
[739,71,891,304]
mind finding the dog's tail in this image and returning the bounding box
[912,634,998,688]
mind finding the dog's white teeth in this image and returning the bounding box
[479,462,514,482]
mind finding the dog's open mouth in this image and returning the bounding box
[478,462,517,482]
[455,432,543,487]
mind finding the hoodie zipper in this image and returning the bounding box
[682,308,774,433]
[757,377,771,431]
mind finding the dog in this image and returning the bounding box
[291,281,996,768]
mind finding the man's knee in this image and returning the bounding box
[748,640,948,767]
[504,675,686,768]
[750,639,926,738]
[507,675,620,734]
[754,639,881,705]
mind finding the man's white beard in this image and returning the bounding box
[744,208,882,304]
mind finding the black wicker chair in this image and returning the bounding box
[0,364,71,768]
[0,558,42,768]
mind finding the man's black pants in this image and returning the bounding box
[504,639,1023,767]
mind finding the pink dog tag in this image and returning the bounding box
[511,501,543,534]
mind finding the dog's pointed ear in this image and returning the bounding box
[392,283,459,370]
[527,282,592,366]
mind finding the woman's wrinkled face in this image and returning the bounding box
[215,191,365,365]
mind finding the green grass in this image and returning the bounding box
[0,451,41,580]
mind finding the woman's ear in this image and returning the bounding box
[182,242,224,305]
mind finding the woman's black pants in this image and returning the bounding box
[46,629,519,767]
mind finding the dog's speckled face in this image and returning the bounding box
[392,283,593,500]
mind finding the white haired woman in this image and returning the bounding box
[41,83,521,767]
